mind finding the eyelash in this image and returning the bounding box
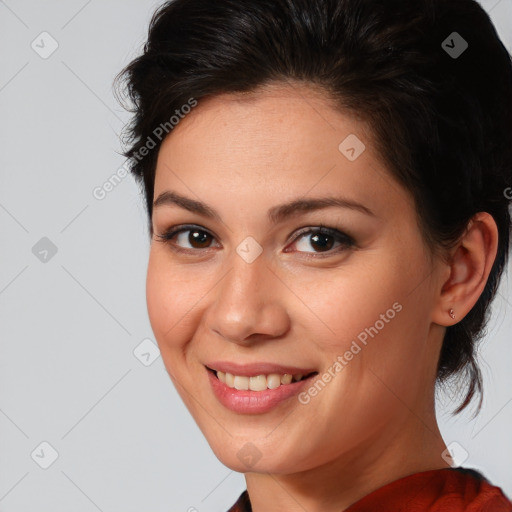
[154,223,356,258]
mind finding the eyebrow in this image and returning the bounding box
[153,190,376,224]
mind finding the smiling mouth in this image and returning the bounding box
[206,366,318,392]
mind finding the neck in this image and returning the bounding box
[244,409,451,512]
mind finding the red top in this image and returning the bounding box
[227,467,512,511]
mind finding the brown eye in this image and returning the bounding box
[306,232,335,252]
[186,229,213,248]
[287,227,355,255]
[155,225,218,251]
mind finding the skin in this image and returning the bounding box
[146,82,498,512]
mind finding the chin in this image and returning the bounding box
[205,434,304,475]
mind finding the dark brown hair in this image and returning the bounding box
[114,0,512,415]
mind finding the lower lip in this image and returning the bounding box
[207,368,316,414]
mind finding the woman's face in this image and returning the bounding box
[147,83,447,474]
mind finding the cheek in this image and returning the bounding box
[145,250,203,353]
[306,262,402,346]
[310,246,432,381]
[146,252,170,338]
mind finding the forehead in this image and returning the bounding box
[162,81,369,145]
[156,82,374,176]
[153,81,412,224]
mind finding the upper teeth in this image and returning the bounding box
[216,371,304,391]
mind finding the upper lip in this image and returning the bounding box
[205,361,317,377]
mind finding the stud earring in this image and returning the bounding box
[449,308,455,319]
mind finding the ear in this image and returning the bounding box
[432,212,499,326]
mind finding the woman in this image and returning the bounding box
[114,0,512,510]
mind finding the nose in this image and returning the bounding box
[204,249,290,345]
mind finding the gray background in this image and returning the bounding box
[0,1,511,511]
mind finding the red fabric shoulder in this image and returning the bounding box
[227,489,251,512]
[344,467,512,512]
[226,468,512,512]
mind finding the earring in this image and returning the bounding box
[449,308,455,319]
